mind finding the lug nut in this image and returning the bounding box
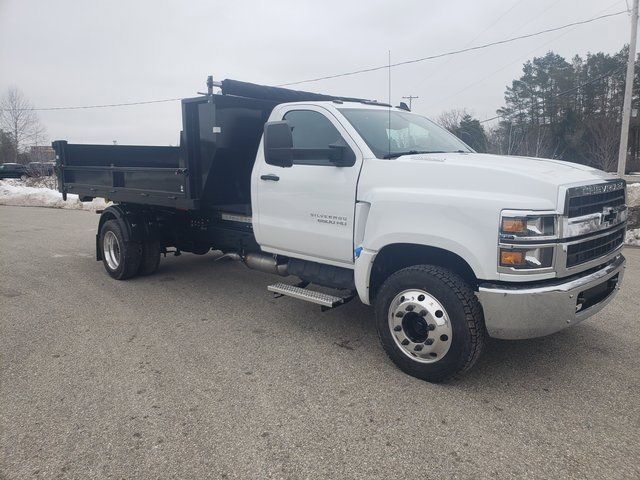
[419,310,427,317]
[414,344,423,351]
[428,324,436,331]
[401,339,410,346]
[393,325,402,332]
[406,305,414,312]
[425,338,434,345]
[395,311,404,318]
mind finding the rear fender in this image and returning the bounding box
[96,205,152,260]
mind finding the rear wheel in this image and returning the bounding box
[375,265,485,382]
[99,219,141,280]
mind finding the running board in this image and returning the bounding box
[268,283,345,308]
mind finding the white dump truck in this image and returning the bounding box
[53,78,627,381]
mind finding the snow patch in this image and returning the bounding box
[625,228,640,247]
[627,182,640,207]
[0,179,109,211]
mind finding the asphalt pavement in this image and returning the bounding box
[1,205,639,479]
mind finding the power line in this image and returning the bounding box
[425,28,573,110]
[276,10,627,87]
[424,0,625,111]
[1,10,627,112]
[406,0,528,90]
[1,97,184,112]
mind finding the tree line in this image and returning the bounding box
[437,46,639,172]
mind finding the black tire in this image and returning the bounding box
[374,265,485,382]
[99,219,142,280]
[138,239,161,276]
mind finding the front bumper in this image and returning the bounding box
[477,254,625,339]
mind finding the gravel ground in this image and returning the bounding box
[1,206,639,479]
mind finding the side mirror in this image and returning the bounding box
[264,121,293,168]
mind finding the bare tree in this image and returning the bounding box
[435,108,469,133]
[0,87,46,163]
[485,125,507,155]
[584,118,620,172]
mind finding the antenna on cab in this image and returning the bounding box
[388,50,391,158]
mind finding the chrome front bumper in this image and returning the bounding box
[477,254,625,339]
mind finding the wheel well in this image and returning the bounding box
[98,211,117,232]
[98,205,148,243]
[369,244,478,301]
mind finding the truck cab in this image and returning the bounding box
[53,79,627,382]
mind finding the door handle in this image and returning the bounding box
[260,174,280,181]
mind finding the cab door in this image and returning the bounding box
[253,106,362,266]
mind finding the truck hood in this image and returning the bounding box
[403,152,612,187]
[358,152,616,211]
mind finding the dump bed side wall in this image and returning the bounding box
[53,141,192,208]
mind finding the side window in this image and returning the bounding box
[283,110,344,165]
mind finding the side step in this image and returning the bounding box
[268,283,345,308]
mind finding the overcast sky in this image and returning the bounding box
[0,0,634,145]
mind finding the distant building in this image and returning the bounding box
[29,145,55,163]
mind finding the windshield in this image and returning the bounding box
[339,108,472,159]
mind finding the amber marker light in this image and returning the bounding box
[500,249,526,266]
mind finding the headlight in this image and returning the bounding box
[500,246,554,269]
[500,212,556,239]
[499,210,557,272]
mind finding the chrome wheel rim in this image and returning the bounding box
[388,289,452,363]
[103,231,121,270]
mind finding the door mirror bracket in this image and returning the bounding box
[329,140,356,167]
[264,121,294,168]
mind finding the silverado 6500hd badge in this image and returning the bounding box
[310,213,348,227]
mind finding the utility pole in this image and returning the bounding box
[402,95,419,110]
[617,0,639,176]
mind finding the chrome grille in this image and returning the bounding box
[566,228,624,268]
[566,181,626,218]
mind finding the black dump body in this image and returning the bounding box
[53,80,374,212]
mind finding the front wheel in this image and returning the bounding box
[375,265,485,382]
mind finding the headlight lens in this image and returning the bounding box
[500,214,555,238]
[500,246,554,269]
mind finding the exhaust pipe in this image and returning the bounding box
[216,252,242,262]
[217,251,288,276]
[244,253,288,276]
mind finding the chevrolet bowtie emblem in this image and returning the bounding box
[602,208,618,224]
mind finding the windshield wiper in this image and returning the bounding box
[383,150,454,159]
[383,150,427,159]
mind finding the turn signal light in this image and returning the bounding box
[500,250,526,266]
[501,218,526,233]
